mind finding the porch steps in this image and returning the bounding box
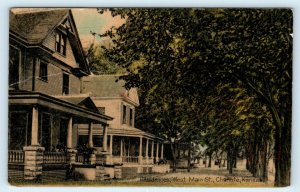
[8,164,24,181]
[8,169,24,181]
[41,170,67,181]
[95,166,107,181]
[121,167,139,179]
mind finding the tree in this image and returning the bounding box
[98,8,292,186]
[181,9,292,186]
[87,42,125,75]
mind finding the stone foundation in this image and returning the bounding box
[114,165,122,179]
[95,165,106,181]
[152,164,170,173]
[23,146,45,180]
[67,149,77,164]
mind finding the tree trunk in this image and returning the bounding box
[227,150,230,170]
[170,142,177,172]
[269,105,291,187]
[208,154,212,168]
[260,140,269,182]
[233,154,237,168]
[227,148,233,174]
[187,141,191,172]
[252,140,259,177]
[274,121,291,186]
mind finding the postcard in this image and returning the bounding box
[8,8,292,187]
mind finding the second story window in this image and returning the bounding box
[62,73,69,95]
[39,61,48,81]
[129,108,133,126]
[122,105,127,124]
[97,107,105,114]
[55,33,66,56]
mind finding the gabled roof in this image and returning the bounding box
[82,75,140,106]
[55,95,100,114]
[10,9,69,44]
[9,9,90,75]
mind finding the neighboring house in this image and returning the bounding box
[8,9,113,181]
[82,75,168,175]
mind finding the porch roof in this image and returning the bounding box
[108,127,163,141]
[9,90,113,124]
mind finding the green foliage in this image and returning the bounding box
[98,8,292,185]
[87,43,125,75]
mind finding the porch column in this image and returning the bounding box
[88,122,95,164]
[156,142,159,161]
[31,106,39,145]
[110,135,113,155]
[161,143,164,159]
[88,122,94,148]
[127,138,130,156]
[67,117,73,149]
[66,117,76,164]
[102,125,108,151]
[145,139,149,164]
[151,140,154,164]
[104,134,113,165]
[24,106,45,180]
[120,138,123,157]
[138,137,143,164]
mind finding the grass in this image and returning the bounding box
[9,179,274,187]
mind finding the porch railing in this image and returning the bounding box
[8,150,24,164]
[43,151,67,164]
[95,153,106,164]
[76,153,84,163]
[143,157,148,164]
[122,156,139,164]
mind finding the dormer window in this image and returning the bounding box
[122,105,127,124]
[39,61,48,81]
[62,73,69,95]
[129,108,133,126]
[55,32,66,56]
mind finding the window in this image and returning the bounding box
[58,118,68,150]
[122,105,127,124]
[39,61,48,81]
[9,112,30,150]
[9,45,21,89]
[92,135,103,147]
[129,108,133,126]
[40,113,52,151]
[62,73,69,95]
[55,33,67,55]
[97,107,105,114]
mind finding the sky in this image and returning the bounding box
[72,8,125,49]
[10,8,125,49]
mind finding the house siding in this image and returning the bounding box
[9,42,82,96]
[92,99,135,129]
[17,49,34,91]
[34,60,81,95]
[69,74,81,95]
[93,99,121,129]
[43,30,79,68]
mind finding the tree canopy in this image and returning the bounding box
[98,8,292,186]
